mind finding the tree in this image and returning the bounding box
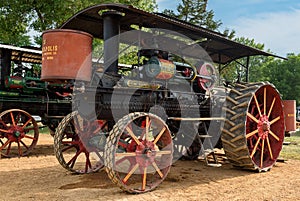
[220,37,274,83]
[0,0,157,46]
[163,0,221,30]
[162,0,235,39]
[0,1,32,46]
[262,53,300,105]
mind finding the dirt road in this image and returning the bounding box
[1,134,299,201]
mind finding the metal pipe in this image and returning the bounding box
[102,11,122,75]
[246,56,250,82]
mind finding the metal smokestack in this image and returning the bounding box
[102,11,122,78]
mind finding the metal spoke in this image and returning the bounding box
[24,134,36,140]
[155,150,172,155]
[264,88,266,115]
[62,140,78,145]
[0,128,9,133]
[145,116,150,141]
[10,112,16,126]
[253,94,262,117]
[125,126,141,145]
[116,156,130,166]
[153,127,166,144]
[250,136,261,158]
[5,142,12,155]
[267,97,276,118]
[269,116,280,125]
[20,140,29,150]
[152,161,164,178]
[123,163,139,183]
[94,151,103,162]
[142,167,147,191]
[260,139,265,168]
[247,112,259,123]
[67,150,81,167]
[246,129,258,139]
[266,137,273,160]
[0,120,8,128]
[17,141,22,156]
[115,152,136,157]
[0,139,10,151]
[70,157,77,169]
[61,144,76,153]
[269,130,280,141]
[85,152,91,173]
[22,118,32,129]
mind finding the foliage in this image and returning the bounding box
[0,1,31,46]
[261,53,300,105]
[0,0,157,46]
[163,0,221,30]
[162,0,235,38]
[220,37,274,83]
[222,45,300,104]
[280,131,300,160]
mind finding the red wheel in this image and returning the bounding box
[222,83,285,171]
[105,112,173,193]
[246,85,285,169]
[54,111,107,173]
[0,109,39,158]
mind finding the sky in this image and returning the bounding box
[156,0,300,57]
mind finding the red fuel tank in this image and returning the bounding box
[41,29,92,82]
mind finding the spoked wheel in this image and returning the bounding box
[222,82,285,171]
[54,111,107,173]
[0,109,39,158]
[105,112,173,193]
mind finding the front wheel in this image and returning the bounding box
[104,112,173,193]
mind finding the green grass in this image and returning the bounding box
[280,130,300,160]
[39,126,51,134]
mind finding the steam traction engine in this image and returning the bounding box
[44,4,286,193]
[0,44,72,158]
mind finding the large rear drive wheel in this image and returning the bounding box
[222,82,285,171]
[105,112,173,193]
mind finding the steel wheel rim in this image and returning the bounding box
[55,111,105,173]
[246,85,285,169]
[106,113,173,193]
[0,109,38,158]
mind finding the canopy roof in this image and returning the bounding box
[0,44,42,64]
[60,3,285,65]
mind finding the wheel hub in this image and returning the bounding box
[7,127,24,141]
[135,141,156,167]
[257,115,270,139]
[14,130,21,137]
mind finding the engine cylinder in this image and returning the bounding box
[144,57,176,80]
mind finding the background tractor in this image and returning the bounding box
[0,44,72,157]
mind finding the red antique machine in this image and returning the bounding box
[42,4,288,193]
